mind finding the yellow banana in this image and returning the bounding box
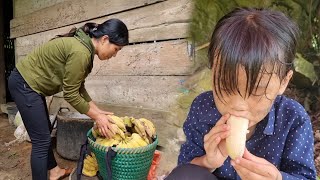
[122,116,133,128]
[85,154,95,163]
[117,141,128,148]
[82,168,97,177]
[110,124,125,139]
[131,133,148,146]
[143,136,150,144]
[108,115,126,132]
[131,119,146,137]
[128,133,141,148]
[92,124,102,138]
[82,153,98,177]
[113,134,123,141]
[96,137,120,147]
[126,138,140,148]
[83,162,97,171]
[140,118,156,138]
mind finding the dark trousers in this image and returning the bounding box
[165,164,219,180]
[8,68,57,180]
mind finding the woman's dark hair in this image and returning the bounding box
[54,18,129,46]
[208,7,299,100]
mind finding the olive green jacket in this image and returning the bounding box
[16,29,94,114]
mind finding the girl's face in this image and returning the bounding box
[94,35,123,61]
[212,66,293,128]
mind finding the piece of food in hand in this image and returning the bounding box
[225,115,249,159]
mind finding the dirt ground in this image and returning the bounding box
[0,114,76,180]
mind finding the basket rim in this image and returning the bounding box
[87,128,158,154]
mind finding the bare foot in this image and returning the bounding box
[49,166,68,180]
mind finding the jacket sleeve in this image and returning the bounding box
[79,81,92,102]
[63,51,91,114]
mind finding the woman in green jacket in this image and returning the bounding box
[8,18,129,180]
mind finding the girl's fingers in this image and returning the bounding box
[204,135,220,153]
[204,113,230,141]
[204,123,229,142]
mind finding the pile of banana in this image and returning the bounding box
[93,115,157,148]
[82,153,99,177]
[83,115,157,177]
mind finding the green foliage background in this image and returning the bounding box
[190,0,320,61]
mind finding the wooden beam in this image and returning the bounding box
[0,0,6,104]
[85,75,188,111]
[10,0,166,38]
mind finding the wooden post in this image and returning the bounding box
[0,0,6,104]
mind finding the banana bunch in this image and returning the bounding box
[92,115,156,148]
[131,118,156,144]
[108,115,127,132]
[96,134,122,147]
[117,133,148,148]
[82,153,98,177]
[92,115,126,139]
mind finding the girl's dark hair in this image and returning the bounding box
[208,7,299,100]
[54,18,129,46]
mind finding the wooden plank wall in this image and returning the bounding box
[11,0,193,110]
[13,0,68,18]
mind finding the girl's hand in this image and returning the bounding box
[202,113,231,169]
[231,149,282,180]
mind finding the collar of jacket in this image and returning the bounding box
[74,29,95,59]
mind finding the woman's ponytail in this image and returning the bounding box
[52,19,128,46]
[52,22,98,40]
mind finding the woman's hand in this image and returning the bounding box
[202,113,231,169]
[231,149,282,180]
[87,101,116,138]
[94,114,117,138]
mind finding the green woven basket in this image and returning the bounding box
[87,129,158,180]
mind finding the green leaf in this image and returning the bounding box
[294,53,318,84]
